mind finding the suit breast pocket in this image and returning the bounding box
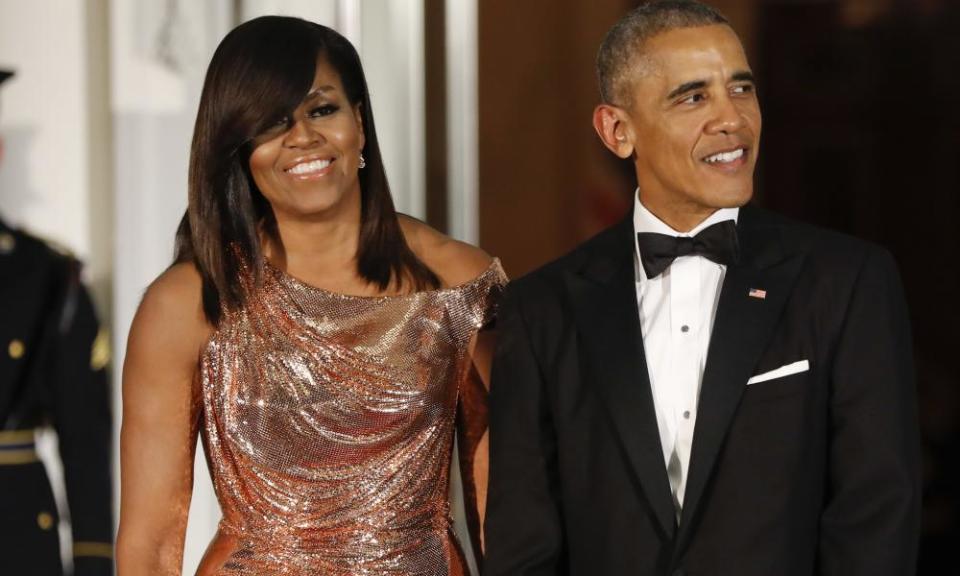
[742,368,809,402]
[733,367,814,447]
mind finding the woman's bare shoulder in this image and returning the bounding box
[398,214,494,288]
[141,262,205,318]
[130,262,211,357]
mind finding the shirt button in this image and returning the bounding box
[683,410,691,419]
[680,325,690,333]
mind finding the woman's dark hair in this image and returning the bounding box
[175,15,439,323]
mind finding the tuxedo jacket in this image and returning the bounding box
[484,205,921,576]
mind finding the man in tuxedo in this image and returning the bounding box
[483,2,921,575]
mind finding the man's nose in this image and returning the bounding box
[705,95,744,135]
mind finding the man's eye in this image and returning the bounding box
[680,93,705,105]
[731,84,754,95]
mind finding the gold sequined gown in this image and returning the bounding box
[196,260,505,575]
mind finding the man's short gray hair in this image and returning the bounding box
[597,0,729,105]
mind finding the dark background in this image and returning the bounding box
[466,0,958,570]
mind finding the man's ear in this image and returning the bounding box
[592,104,634,159]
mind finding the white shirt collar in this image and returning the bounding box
[632,190,739,280]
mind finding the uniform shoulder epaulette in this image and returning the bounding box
[23,227,78,261]
[43,237,77,260]
[10,225,80,264]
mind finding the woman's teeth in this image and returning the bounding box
[288,159,332,175]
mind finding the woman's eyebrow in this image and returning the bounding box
[305,85,337,99]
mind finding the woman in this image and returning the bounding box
[117,16,504,575]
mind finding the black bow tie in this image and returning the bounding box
[636,219,740,279]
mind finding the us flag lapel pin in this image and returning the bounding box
[748,288,767,299]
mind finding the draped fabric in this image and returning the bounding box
[197,259,506,575]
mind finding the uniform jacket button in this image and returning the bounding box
[0,232,15,253]
[8,339,25,359]
[37,511,55,530]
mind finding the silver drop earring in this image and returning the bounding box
[358,153,366,169]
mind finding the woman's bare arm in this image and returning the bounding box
[467,327,496,548]
[116,264,211,575]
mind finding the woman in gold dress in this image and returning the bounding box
[116,16,504,575]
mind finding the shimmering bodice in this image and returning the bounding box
[198,260,505,575]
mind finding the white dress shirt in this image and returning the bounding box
[632,194,739,518]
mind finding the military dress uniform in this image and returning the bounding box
[0,219,113,575]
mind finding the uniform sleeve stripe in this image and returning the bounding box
[73,541,113,559]
[0,429,35,444]
[0,450,38,465]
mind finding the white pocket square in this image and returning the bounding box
[746,360,810,385]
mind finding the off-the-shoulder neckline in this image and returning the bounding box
[264,257,504,301]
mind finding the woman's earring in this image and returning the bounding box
[358,153,366,169]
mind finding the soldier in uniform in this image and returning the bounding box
[0,68,113,575]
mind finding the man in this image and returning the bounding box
[0,68,113,575]
[483,2,921,575]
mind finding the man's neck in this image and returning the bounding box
[634,192,740,239]
[636,195,717,233]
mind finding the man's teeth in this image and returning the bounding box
[288,159,332,175]
[704,148,745,164]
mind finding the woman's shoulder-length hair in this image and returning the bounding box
[175,15,439,324]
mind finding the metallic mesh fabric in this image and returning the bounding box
[198,259,505,575]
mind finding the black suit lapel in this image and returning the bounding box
[564,216,677,540]
[676,206,806,550]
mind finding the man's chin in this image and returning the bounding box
[709,187,753,209]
